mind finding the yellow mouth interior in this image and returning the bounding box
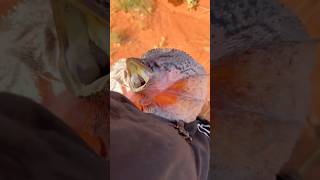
[126,58,152,92]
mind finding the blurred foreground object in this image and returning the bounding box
[51,0,109,97]
[0,93,107,180]
[110,48,208,123]
[50,0,109,155]
[0,0,109,156]
[212,0,316,179]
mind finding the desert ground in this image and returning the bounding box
[110,0,210,71]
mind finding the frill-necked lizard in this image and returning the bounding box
[110,48,208,123]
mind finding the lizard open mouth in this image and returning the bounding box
[125,58,152,92]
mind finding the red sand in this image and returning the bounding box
[110,0,210,72]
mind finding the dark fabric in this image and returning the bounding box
[110,92,210,180]
[0,91,209,180]
[0,93,107,180]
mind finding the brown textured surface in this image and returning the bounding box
[0,0,20,16]
[211,0,315,179]
[212,42,314,179]
[278,0,320,179]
